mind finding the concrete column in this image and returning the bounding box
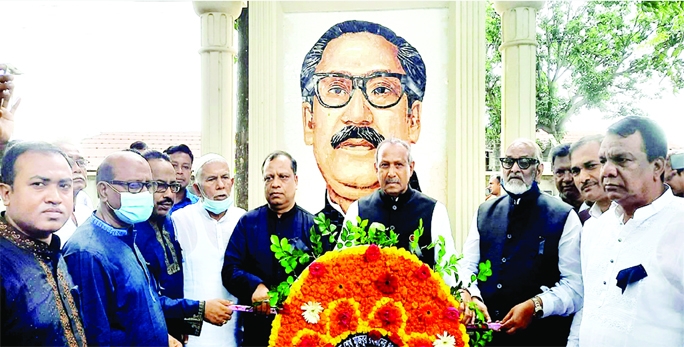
[247,1,281,209]
[447,1,487,251]
[193,1,245,163]
[494,1,544,147]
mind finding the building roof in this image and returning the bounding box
[80,132,201,171]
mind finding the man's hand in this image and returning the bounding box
[469,296,492,324]
[0,68,19,144]
[458,290,474,324]
[203,299,233,326]
[499,299,535,335]
[251,283,271,315]
[168,334,182,347]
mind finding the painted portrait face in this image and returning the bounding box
[302,32,421,204]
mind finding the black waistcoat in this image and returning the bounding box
[358,187,436,267]
[477,183,573,346]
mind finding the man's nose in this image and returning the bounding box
[340,91,373,125]
[562,171,573,183]
[601,161,617,179]
[45,185,64,204]
[216,178,225,189]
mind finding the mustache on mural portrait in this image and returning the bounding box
[330,125,385,149]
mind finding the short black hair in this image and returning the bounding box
[550,143,571,167]
[261,150,297,175]
[142,150,170,162]
[164,144,194,163]
[569,134,604,156]
[494,175,501,183]
[607,116,667,162]
[1,141,71,185]
[129,141,148,152]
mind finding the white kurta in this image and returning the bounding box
[572,188,684,346]
[172,203,246,347]
[55,191,94,245]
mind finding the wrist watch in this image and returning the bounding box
[531,296,544,318]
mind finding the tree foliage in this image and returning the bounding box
[486,1,684,144]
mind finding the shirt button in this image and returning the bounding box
[389,225,395,231]
[497,283,503,289]
[603,281,607,285]
[618,238,622,242]
[506,234,512,239]
[501,257,507,263]
[392,205,397,210]
[610,259,614,263]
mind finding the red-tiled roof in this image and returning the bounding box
[80,132,201,171]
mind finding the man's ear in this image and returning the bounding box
[408,101,422,144]
[0,183,12,207]
[96,182,108,201]
[302,102,314,146]
[374,162,379,173]
[652,157,666,182]
[193,183,202,198]
[536,163,545,182]
[409,161,415,176]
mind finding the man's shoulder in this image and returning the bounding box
[538,193,574,213]
[63,222,109,259]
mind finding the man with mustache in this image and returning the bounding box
[550,144,584,212]
[165,144,199,214]
[569,135,612,224]
[134,150,234,344]
[173,153,244,346]
[301,20,425,233]
[1,141,87,346]
[342,139,457,282]
[63,151,176,346]
[571,117,684,346]
[459,138,582,346]
[223,151,317,346]
[54,141,94,243]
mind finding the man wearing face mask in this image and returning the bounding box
[172,154,245,347]
[63,151,179,347]
[134,151,234,344]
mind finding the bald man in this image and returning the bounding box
[63,151,178,347]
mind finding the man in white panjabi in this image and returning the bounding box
[568,116,684,346]
[173,154,246,347]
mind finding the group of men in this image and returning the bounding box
[2,16,684,347]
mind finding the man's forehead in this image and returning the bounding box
[599,132,644,156]
[169,152,192,163]
[17,152,71,177]
[570,142,600,166]
[505,142,536,157]
[316,32,405,75]
[263,157,294,174]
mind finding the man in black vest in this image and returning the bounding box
[459,138,583,346]
[342,138,457,282]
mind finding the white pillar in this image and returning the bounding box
[494,1,544,147]
[247,1,281,209]
[193,1,245,164]
[447,1,487,252]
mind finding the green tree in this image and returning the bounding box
[486,1,684,144]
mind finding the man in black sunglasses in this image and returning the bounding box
[459,138,582,346]
[134,150,233,344]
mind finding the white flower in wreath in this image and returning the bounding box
[433,331,456,347]
[301,301,324,324]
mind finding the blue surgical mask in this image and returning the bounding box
[109,191,154,225]
[202,195,233,215]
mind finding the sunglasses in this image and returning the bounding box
[499,157,539,170]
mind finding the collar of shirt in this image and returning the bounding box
[325,190,345,217]
[613,186,674,224]
[0,213,61,259]
[267,204,300,220]
[378,186,416,207]
[91,213,130,237]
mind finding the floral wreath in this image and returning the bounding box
[266,216,493,347]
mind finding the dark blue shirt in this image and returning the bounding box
[134,217,204,340]
[169,188,199,215]
[63,214,168,346]
[222,204,315,346]
[0,215,87,347]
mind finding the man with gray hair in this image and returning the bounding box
[459,138,582,346]
[568,135,612,224]
[172,153,245,347]
[343,138,457,286]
